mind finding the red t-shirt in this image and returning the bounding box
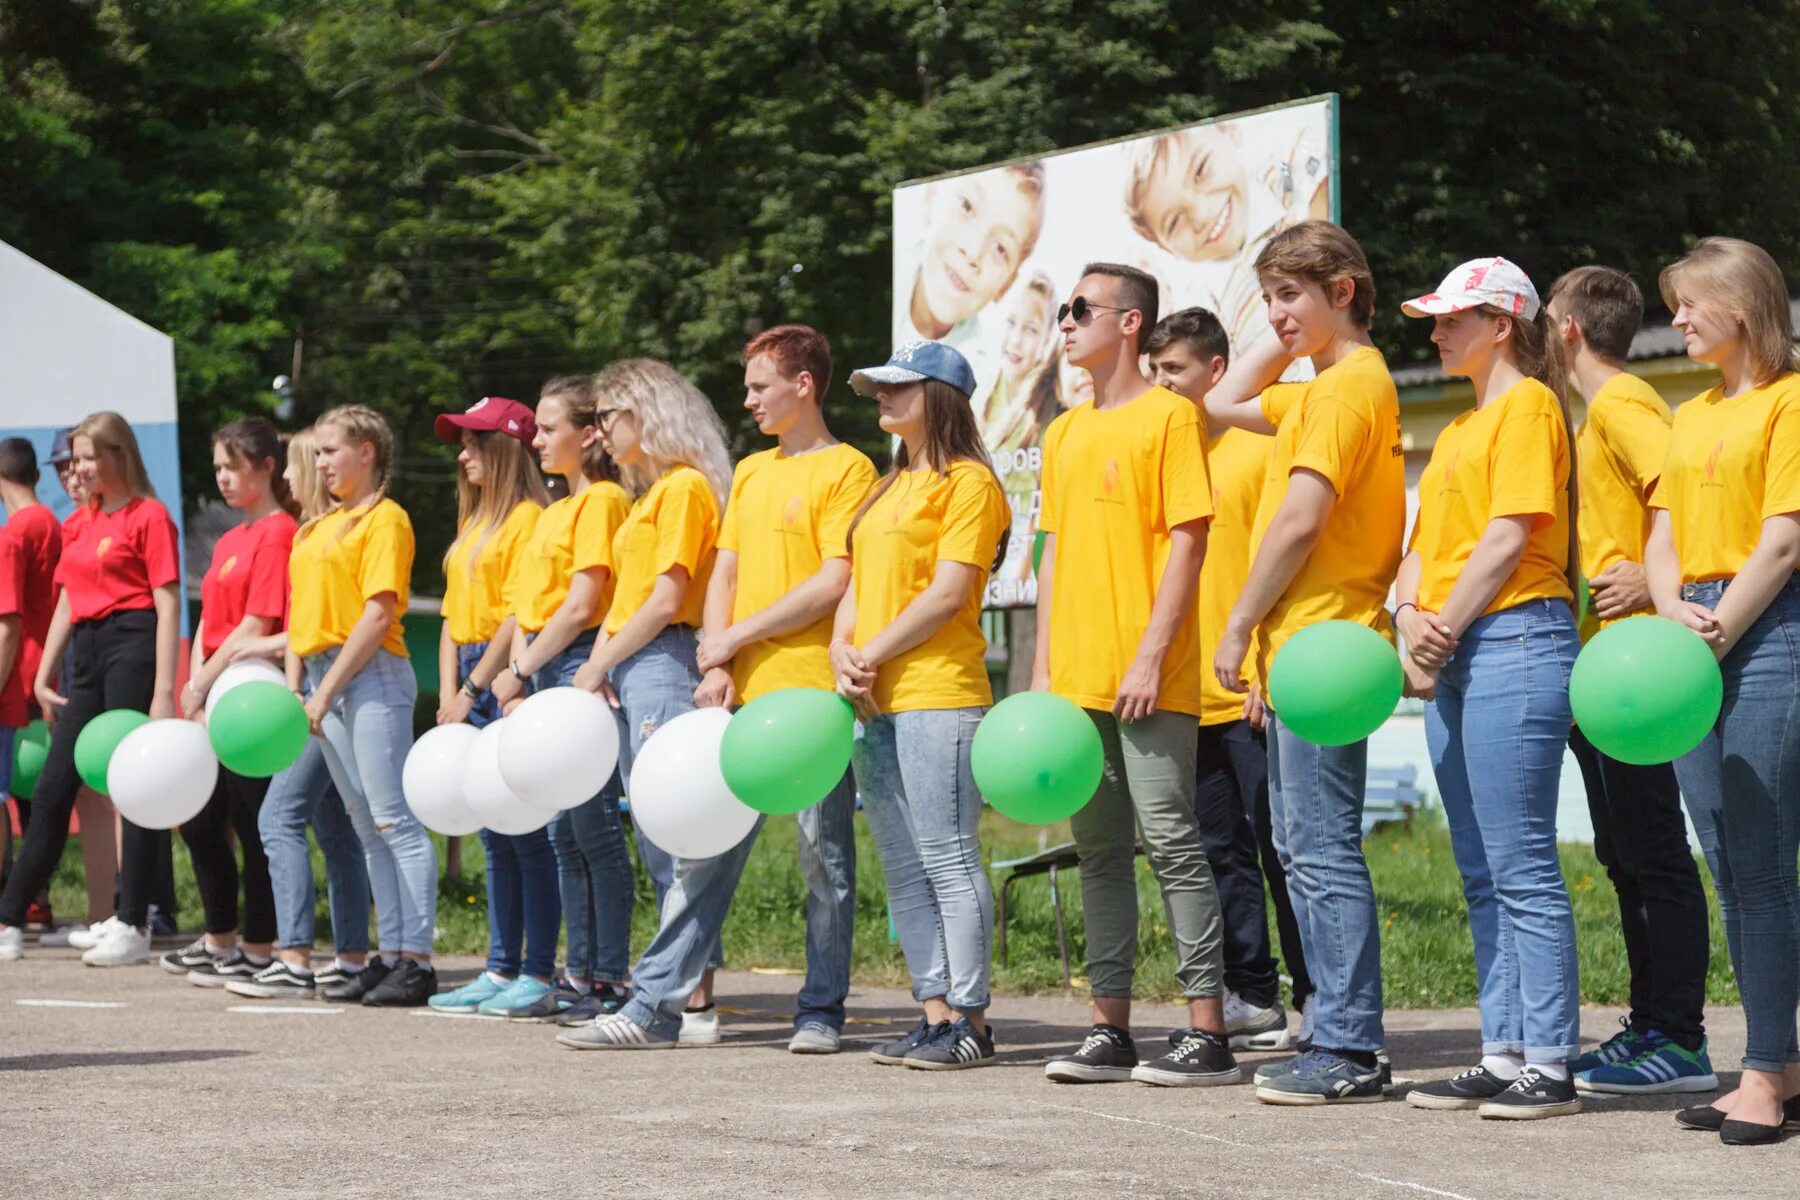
[54,497,181,622]
[200,511,297,656]
[0,505,63,727]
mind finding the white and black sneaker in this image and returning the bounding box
[160,938,212,975]
[869,1017,934,1065]
[1478,1067,1581,1120]
[1223,990,1291,1052]
[1408,1064,1513,1110]
[1045,1025,1138,1083]
[904,1018,996,1071]
[1131,1028,1243,1087]
[225,960,316,999]
[187,951,265,989]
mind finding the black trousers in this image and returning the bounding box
[0,610,162,929]
[1194,719,1313,1008]
[1568,725,1710,1046]
[179,767,275,942]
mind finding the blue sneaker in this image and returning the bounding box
[477,975,555,1017]
[1568,1019,1654,1074]
[1254,1050,1385,1105]
[903,1017,996,1071]
[1578,1031,1719,1095]
[428,971,510,1012]
[501,979,581,1022]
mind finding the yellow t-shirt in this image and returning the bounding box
[604,465,719,635]
[1649,374,1800,583]
[1411,378,1573,615]
[850,460,1008,713]
[1251,345,1405,682]
[719,443,877,701]
[1575,372,1672,637]
[1039,386,1214,717]
[1198,426,1273,726]
[510,481,631,634]
[288,498,413,659]
[443,501,542,645]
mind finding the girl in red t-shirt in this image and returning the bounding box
[0,412,181,966]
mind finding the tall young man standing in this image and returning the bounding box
[1035,263,1238,1089]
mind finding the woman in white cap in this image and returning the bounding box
[1391,258,1585,1119]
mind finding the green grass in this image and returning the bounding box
[48,809,1739,1008]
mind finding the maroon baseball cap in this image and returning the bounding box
[434,396,538,446]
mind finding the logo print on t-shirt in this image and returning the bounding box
[1101,460,1120,497]
[1704,439,1724,482]
[219,555,238,579]
[783,495,803,529]
[95,536,113,559]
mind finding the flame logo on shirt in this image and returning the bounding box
[1101,460,1120,496]
[95,536,113,558]
[1705,439,1723,481]
[219,555,238,578]
[782,495,803,529]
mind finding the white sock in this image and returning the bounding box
[243,951,271,967]
[1531,1061,1570,1082]
[1480,1053,1525,1080]
[333,959,363,975]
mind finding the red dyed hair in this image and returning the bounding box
[743,324,833,400]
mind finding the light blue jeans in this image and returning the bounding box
[258,734,370,953]
[612,625,699,902]
[305,648,437,956]
[854,708,992,1012]
[1267,715,1384,1053]
[1675,576,1800,1073]
[1425,598,1581,1063]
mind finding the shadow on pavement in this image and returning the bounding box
[0,1049,253,1073]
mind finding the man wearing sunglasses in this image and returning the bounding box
[1034,262,1238,1089]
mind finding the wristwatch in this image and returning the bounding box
[460,677,481,699]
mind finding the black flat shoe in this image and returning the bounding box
[1677,1094,1800,1133]
[1720,1117,1784,1146]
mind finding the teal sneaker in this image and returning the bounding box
[1577,1031,1718,1095]
[477,975,555,1017]
[1568,1019,1654,1074]
[428,971,511,1012]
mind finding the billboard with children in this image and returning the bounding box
[890,95,1338,607]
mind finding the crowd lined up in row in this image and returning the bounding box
[1,221,1797,1147]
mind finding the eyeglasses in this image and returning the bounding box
[594,407,624,427]
[1057,296,1132,326]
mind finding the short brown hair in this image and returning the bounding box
[1254,221,1375,328]
[1080,261,1160,350]
[1145,307,1230,367]
[1660,237,1798,387]
[1547,266,1642,361]
[744,324,833,399]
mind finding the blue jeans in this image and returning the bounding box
[458,641,560,980]
[1674,576,1800,1073]
[786,771,857,1029]
[531,629,634,985]
[1425,598,1581,1063]
[854,708,992,1011]
[1267,715,1384,1052]
[612,625,701,903]
[305,648,437,956]
[259,734,370,953]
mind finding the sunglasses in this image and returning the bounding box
[1057,296,1133,325]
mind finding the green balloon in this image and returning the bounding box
[1267,621,1402,747]
[719,688,854,815]
[11,720,50,799]
[1570,615,1721,765]
[74,709,149,794]
[1031,529,1047,575]
[971,691,1102,824]
[208,680,309,778]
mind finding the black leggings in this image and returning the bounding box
[0,610,161,929]
[179,768,275,942]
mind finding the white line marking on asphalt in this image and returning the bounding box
[226,1005,343,1015]
[413,1010,487,1019]
[1027,1100,1480,1200]
[15,999,127,1009]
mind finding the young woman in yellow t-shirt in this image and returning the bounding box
[424,397,555,1018]
[832,342,1009,1070]
[1395,259,1583,1119]
[285,404,437,1007]
[1647,238,1800,1145]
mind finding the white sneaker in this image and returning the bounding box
[67,916,123,951]
[81,922,151,967]
[1222,989,1291,1051]
[678,1006,721,1046]
[39,922,89,948]
[0,925,22,961]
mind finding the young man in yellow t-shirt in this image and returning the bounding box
[1034,263,1239,1088]
[1204,221,1403,1105]
[692,325,876,1056]
[1147,307,1309,1055]
[1549,267,1713,1092]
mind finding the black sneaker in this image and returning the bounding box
[160,938,212,976]
[224,960,316,999]
[554,984,629,1027]
[505,980,583,1022]
[321,957,389,1003]
[869,1017,933,1065]
[904,1018,996,1071]
[186,951,265,989]
[146,905,184,944]
[1130,1028,1242,1087]
[363,958,438,1008]
[1045,1025,1138,1083]
[1477,1067,1581,1120]
[314,961,353,991]
[1408,1065,1512,1110]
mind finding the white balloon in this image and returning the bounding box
[108,719,219,830]
[628,707,759,860]
[204,659,286,718]
[499,686,621,811]
[462,720,554,835]
[402,724,485,836]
